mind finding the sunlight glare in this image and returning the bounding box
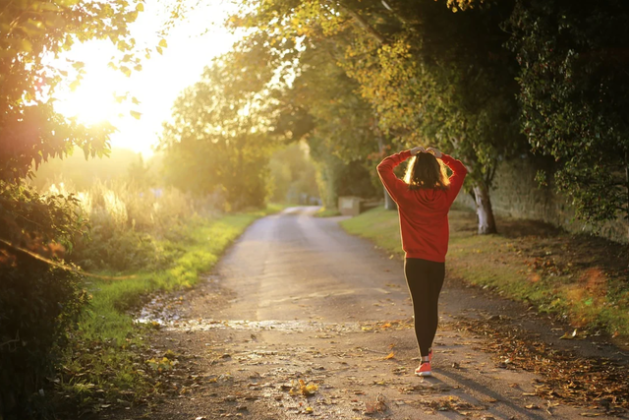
[52,0,240,155]
[55,64,125,126]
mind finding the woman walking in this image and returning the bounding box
[377,146,467,377]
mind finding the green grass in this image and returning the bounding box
[341,207,402,253]
[340,206,629,338]
[314,206,342,218]
[58,205,283,411]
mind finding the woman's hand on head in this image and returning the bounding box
[426,147,442,158]
[410,146,426,156]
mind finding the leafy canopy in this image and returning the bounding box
[507,0,629,223]
[160,37,280,210]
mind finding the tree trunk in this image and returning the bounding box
[384,188,397,210]
[472,184,497,235]
[376,132,397,211]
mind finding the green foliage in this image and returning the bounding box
[160,48,277,211]
[0,183,89,419]
[0,2,148,414]
[0,181,83,250]
[268,143,320,203]
[229,0,529,232]
[58,180,204,271]
[241,30,385,205]
[288,40,382,205]
[341,0,526,189]
[310,138,379,208]
[507,0,629,224]
[126,155,155,189]
[0,0,144,182]
[0,260,89,419]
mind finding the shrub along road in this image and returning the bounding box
[104,207,628,420]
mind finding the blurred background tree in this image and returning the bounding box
[268,142,320,204]
[160,44,278,211]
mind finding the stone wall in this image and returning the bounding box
[455,155,628,243]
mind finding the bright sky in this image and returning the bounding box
[54,0,239,156]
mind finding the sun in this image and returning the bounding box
[54,64,125,126]
[51,0,240,155]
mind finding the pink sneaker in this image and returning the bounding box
[415,362,432,377]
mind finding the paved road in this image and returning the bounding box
[121,207,622,420]
[201,206,411,323]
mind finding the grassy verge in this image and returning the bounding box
[314,206,341,217]
[341,206,629,339]
[56,204,283,413]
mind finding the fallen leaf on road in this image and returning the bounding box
[364,395,387,415]
[384,352,395,360]
[420,396,484,413]
[298,379,318,396]
[559,329,578,340]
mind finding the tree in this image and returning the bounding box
[268,142,319,204]
[507,0,629,232]
[226,30,384,209]
[337,0,526,233]
[230,0,527,233]
[0,0,147,182]
[0,1,148,416]
[160,45,277,210]
[127,155,155,189]
[281,39,382,208]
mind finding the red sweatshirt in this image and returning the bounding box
[377,150,468,263]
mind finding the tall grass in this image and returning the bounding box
[44,179,223,271]
[46,179,217,233]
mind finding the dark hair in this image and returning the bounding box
[404,152,450,190]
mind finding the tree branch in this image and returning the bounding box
[0,338,19,350]
[0,238,136,281]
[335,0,387,45]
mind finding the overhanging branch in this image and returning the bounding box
[335,0,387,45]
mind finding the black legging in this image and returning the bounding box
[404,258,445,357]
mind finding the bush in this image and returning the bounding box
[0,260,88,419]
[0,183,89,419]
[45,180,217,272]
